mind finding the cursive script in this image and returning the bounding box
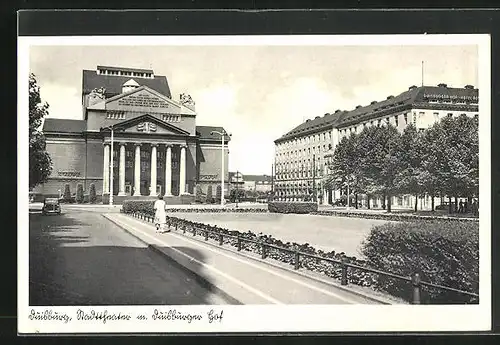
[29,309,72,324]
[76,309,131,324]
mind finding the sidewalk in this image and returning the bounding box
[104,213,396,305]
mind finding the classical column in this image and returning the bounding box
[150,144,158,196]
[133,143,141,196]
[102,143,110,195]
[179,145,187,194]
[118,143,126,196]
[164,145,172,196]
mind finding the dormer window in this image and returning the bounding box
[122,79,140,93]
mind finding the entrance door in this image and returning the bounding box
[156,184,162,196]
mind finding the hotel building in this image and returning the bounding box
[273,83,479,209]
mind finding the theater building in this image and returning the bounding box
[34,65,230,204]
[274,83,479,209]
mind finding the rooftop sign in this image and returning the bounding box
[423,93,478,101]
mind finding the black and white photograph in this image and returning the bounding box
[18,34,491,334]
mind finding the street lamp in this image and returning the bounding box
[210,129,231,207]
[101,125,123,206]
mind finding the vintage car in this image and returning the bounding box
[42,198,61,215]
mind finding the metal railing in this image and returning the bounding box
[129,211,479,304]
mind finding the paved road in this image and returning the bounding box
[29,208,230,305]
[108,213,384,305]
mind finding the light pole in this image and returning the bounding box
[210,129,231,207]
[236,170,239,208]
[101,125,123,206]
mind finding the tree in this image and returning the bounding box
[89,183,97,203]
[63,184,72,202]
[327,132,366,208]
[29,73,52,189]
[195,184,203,203]
[393,124,425,211]
[76,184,84,203]
[216,185,222,201]
[356,125,401,213]
[422,115,478,213]
[206,185,213,204]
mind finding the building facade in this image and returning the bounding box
[229,172,273,193]
[34,65,230,203]
[273,83,479,208]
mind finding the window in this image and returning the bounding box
[447,113,453,118]
[394,115,399,127]
[404,113,408,124]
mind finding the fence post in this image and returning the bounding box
[204,229,209,241]
[341,259,348,286]
[183,225,186,234]
[237,236,242,251]
[192,227,196,236]
[219,233,223,246]
[175,223,178,231]
[261,243,266,259]
[412,272,421,305]
[294,250,300,270]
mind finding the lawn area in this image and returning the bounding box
[171,212,392,258]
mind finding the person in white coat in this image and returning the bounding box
[154,194,167,233]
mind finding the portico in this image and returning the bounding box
[102,141,189,198]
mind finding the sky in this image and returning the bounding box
[29,44,478,175]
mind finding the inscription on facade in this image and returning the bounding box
[118,94,169,108]
[58,171,81,177]
[200,174,218,180]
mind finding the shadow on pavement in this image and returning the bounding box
[29,212,229,306]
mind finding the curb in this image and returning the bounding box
[107,214,397,305]
[102,214,243,306]
[160,222,397,305]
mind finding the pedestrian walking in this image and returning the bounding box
[154,195,167,233]
[459,200,464,214]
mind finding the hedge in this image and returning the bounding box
[360,221,479,304]
[312,210,478,222]
[124,202,479,304]
[122,200,155,215]
[268,201,318,214]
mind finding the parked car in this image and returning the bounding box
[333,199,346,207]
[42,198,61,215]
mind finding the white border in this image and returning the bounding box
[18,34,491,334]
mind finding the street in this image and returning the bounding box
[29,206,230,305]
